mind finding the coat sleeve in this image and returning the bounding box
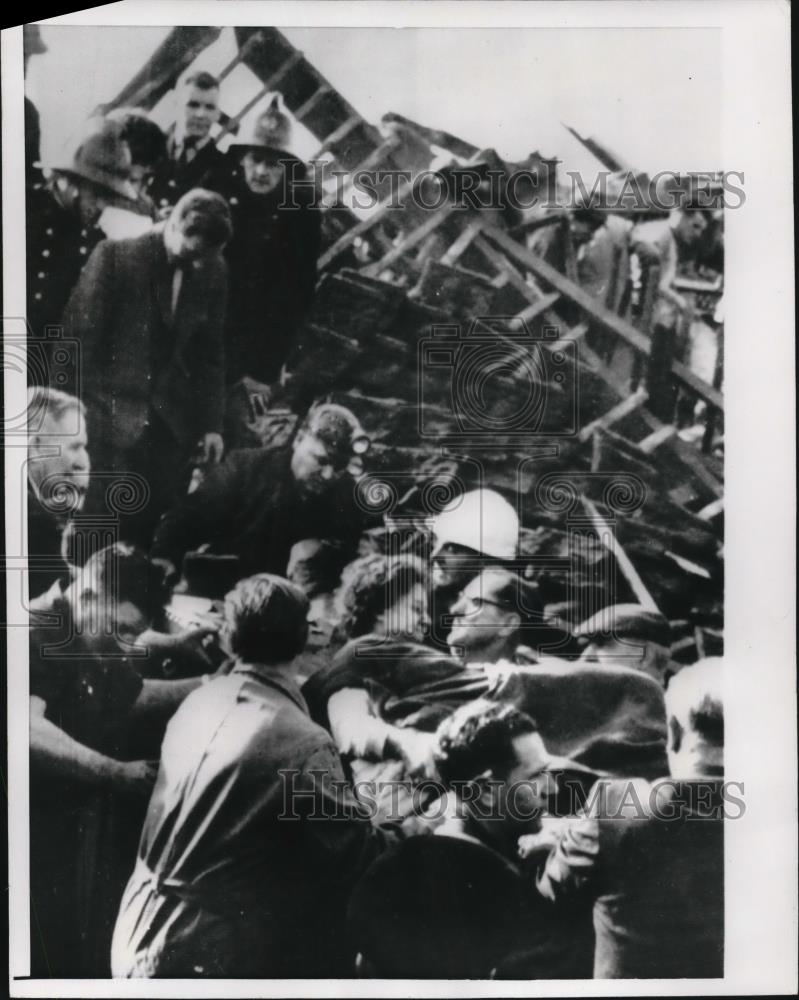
[192,254,227,435]
[61,239,116,401]
[150,453,240,567]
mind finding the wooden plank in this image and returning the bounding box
[582,496,660,612]
[216,51,306,143]
[638,425,677,453]
[697,498,724,521]
[361,205,458,278]
[508,292,561,331]
[578,339,724,498]
[313,115,363,157]
[105,27,223,112]
[330,136,402,206]
[482,227,725,412]
[317,177,414,271]
[440,221,483,267]
[293,85,331,124]
[217,31,266,84]
[577,386,649,443]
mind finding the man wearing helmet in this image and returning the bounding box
[429,488,520,648]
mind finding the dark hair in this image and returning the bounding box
[434,699,538,786]
[171,188,233,247]
[183,70,220,91]
[224,574,309,664]
[82,543,168,629]
[287,538,348,598]
[105,108,167,169]
[338,553,426,639]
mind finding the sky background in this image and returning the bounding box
[26,24,722,180]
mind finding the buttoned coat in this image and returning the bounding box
[62,227,227,454]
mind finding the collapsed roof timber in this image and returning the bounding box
[111,25,724,661]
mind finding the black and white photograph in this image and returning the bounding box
[2,2,795,995]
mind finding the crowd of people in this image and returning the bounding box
[24,31,725,981]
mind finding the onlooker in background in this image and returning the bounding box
[26,120,137,351]
[111,574,396,978]
[537,656,725,978]
[151,402,370,581]
[222,98,321,444]
[575,603,674,686]
[98,108,167,235]
[286,537,348,682]
[348,700,591,978]
[29,542,222,977]
[62,188,232,546]
[26,387,91,605]
[149,70,227,212]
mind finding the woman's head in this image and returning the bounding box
[338,553,429,642]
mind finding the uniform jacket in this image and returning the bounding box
[111,663,394,978]
[224,173,321,384]
[149,130,229,211]
[62,227,227,453]
[26,184,104,349]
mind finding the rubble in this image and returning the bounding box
[111,25,724,658]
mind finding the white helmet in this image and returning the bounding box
[431,489,519,560]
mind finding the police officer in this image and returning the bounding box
[26,120,137,372]
[223,97,321,446]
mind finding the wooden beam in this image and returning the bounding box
[508,292,561,331]
[104,27,223,112]
[317,177,413,271]
[577,386,649,443]
[481,227,725,412]
[361,205,458,278]
[313,115,363,157]
[440,221,483,267]
[293,85,331,123]
[582,496,660,612]
[697,498,724,521]
[638,425,677,453]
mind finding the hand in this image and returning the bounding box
[201,432,224,465]
[517,816,570,860]
[110,759,159,797]
[386,729,438,779]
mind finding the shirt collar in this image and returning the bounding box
[231,661,308,714]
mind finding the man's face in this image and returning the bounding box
[67,564,147,646]
[242,151,283,196]
[376,581,429,643]
[129,163,155,199]
[570,217,600,248]
[164,223,217,265]
[447,571,519,656]
[180,84,220,141]
[28,409,90,511]
[493,731,557,834]
[290,431,345,495]
[675,211,708,248]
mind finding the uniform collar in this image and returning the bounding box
[231,661,308,713]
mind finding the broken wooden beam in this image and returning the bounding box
[582,495,660,612]
[481,227,725,413]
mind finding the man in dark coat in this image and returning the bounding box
[26,121,137,354]
[537,657,725,978]
[150,402,370,580]
[217,98,321,447]
[149,70,228,213]
[61,188,232,546]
